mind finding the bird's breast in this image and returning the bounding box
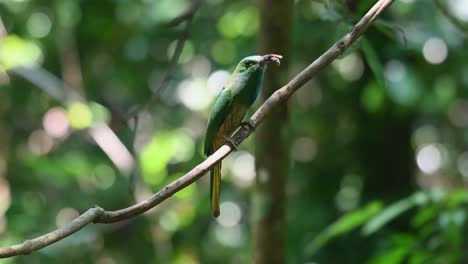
[212,103,248,150]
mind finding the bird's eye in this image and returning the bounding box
[245,61,254,67]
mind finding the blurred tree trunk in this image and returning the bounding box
[253,0,293,263]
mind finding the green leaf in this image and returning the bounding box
[373,20,406,46]
[446,189,468,208]
[67,102,93,129]
[360,37,385,88]
[411,205,439,228]
[361,82,386,113]
[362,192,428,235]
[368,247,409,264]
[369,233,416,264]
[304,201,382,255]
[408,251,430,264]
[140,130,195,186]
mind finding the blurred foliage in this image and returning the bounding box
[1,0,468,263]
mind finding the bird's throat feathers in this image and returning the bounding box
[228,66,265,106]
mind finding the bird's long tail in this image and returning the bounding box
[210,162,221,217]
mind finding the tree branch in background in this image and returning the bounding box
[124,19,193,121]
[164,0,202,27]
[10,67,135,174]
[433,0,468,38]
[124,0,201,122]
[0,0,395,258]
[254,0,293,263]
[0,14,136,175]
[123,1,200,193]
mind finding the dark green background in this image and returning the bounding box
[1,0,467,263]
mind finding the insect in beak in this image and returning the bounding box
[259,54,283,65]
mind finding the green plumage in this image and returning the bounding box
[204,54,282,217]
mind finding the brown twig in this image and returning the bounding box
[433,0,468,38]
[164,0,202,27]
[0,0,395,258]
[124,0,201,122]
[124,18,193,121]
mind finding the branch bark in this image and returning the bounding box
[0,0,395,258]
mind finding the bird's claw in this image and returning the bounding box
[223,136,238,151]
[240,120,256,131]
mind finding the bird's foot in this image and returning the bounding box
[240,120,256,131]
[223,136,238,151]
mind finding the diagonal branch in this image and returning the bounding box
[164,0,202,27]
[124,0,202,122]
[1,17,136,175]
[10,67,135,175]
[0,207,105,258]
[124,18,193,121]
[0,0,395,258]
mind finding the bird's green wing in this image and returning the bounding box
[204,87,233,156]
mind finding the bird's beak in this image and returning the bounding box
[259,54,283,66]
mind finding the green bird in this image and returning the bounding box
[204,54,282,217]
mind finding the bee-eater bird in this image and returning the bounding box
[204,54,282,217]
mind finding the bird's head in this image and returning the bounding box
[233,54,282,76]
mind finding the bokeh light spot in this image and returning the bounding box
[230,152,255,188]
[291,137,318,162]
[416,144,442,174]
[177,78,212,110]
[335,174,363,212]
[448,0,468,22]
[384,60,406,83]
[56,0,82,28]
[0,35,43,69]
[27,12,52,38]
[422,37,448,65]
[361,83,385,113]
[207,70,230,96]
[67,102,93,129]
[28,130,54,155]
[183,55,211,78]
[43,107,70,138]
[217,201,242,227]
[217,7,258,38]
[334,53,364,81]
[140,130,195,185]
[214,224,244,247]
[56,207,79,228]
